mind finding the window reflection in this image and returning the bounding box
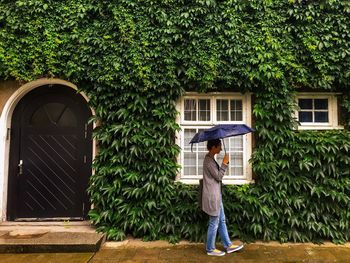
[30,103,77,127]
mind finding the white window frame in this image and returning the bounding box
[295,93,343,130]
[176,92,253,185]
[182,97,212,125]
[214,96,245,124]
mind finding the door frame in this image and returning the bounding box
[0,78,96,221]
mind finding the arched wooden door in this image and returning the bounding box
[7,85,92,220]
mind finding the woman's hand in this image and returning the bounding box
[223,154,229,165]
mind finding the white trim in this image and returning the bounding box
[177,179,255,185]
[295,93,343,130]
[176,92,253,185]
[297,125,344,130]
[244,93,253,181]
[180,93,247,125]
[0,78,96,222]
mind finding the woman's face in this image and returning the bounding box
[213,143,222,154]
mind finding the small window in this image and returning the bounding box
[30,103,77,127]
[296,94,343,130]
[298,98,328,123]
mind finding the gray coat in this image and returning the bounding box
[201,154,227,216]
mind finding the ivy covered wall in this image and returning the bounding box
[0,0,350,243]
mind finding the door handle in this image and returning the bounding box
[18,160,23,176]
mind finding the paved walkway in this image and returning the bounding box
[0,221,104,253]
[1,240,350,262]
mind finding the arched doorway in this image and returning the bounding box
[7,84,92,220]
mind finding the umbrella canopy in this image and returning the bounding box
[189,124,254,153]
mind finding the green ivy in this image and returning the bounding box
[341,94,350,129]
[0,0,350,243]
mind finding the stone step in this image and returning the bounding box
[0,223,105,253]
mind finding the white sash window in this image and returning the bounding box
[176,93,253,185]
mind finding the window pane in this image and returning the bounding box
[57,107,77,127]
[231,152,243,177]
[184,129,196,150]
[314,112,328,122]
[299,111,313,122]
[229,136,243,151]
[298,99,312,110]
[217,137,244,177]
[30,103,77,127]
[184,99,196,121]
[217,99,229,121]
[233,166,243,177]
[184,152,196,166]
[198,99,210,121]
[216,153,244,177]
[184,166,196,176]
[184,150,196,176]
[230,100,243,121]
[183,128,207,177]
[30,107,51,126]
[197,141,207,152]
[45,103,66,122]
[314,99,328,110]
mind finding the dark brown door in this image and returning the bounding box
[7,85,92,220]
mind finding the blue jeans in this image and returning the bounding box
[206,201,232,252]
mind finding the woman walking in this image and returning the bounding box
[202,139,244,256]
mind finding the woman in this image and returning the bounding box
[202,139,244,256]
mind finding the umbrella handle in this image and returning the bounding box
[222,139,229,165]
[222,139,226,155]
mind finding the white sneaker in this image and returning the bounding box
[207,249,225,256]
[226,244,244,254]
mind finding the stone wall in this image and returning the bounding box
[0,81,21,116]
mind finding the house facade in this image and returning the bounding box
[0,79,346,222]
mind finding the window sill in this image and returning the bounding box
[297,125,344,131]
[175,179,255,185]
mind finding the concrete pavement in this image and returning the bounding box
[0,221,105,253]
[1,239,350,262]
[0,252,93,263]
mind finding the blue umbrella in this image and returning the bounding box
[189,124,254,154]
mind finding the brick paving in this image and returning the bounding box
[90,243,350,263]
[1,241,350,263]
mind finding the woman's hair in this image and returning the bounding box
[207,139,221,150]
